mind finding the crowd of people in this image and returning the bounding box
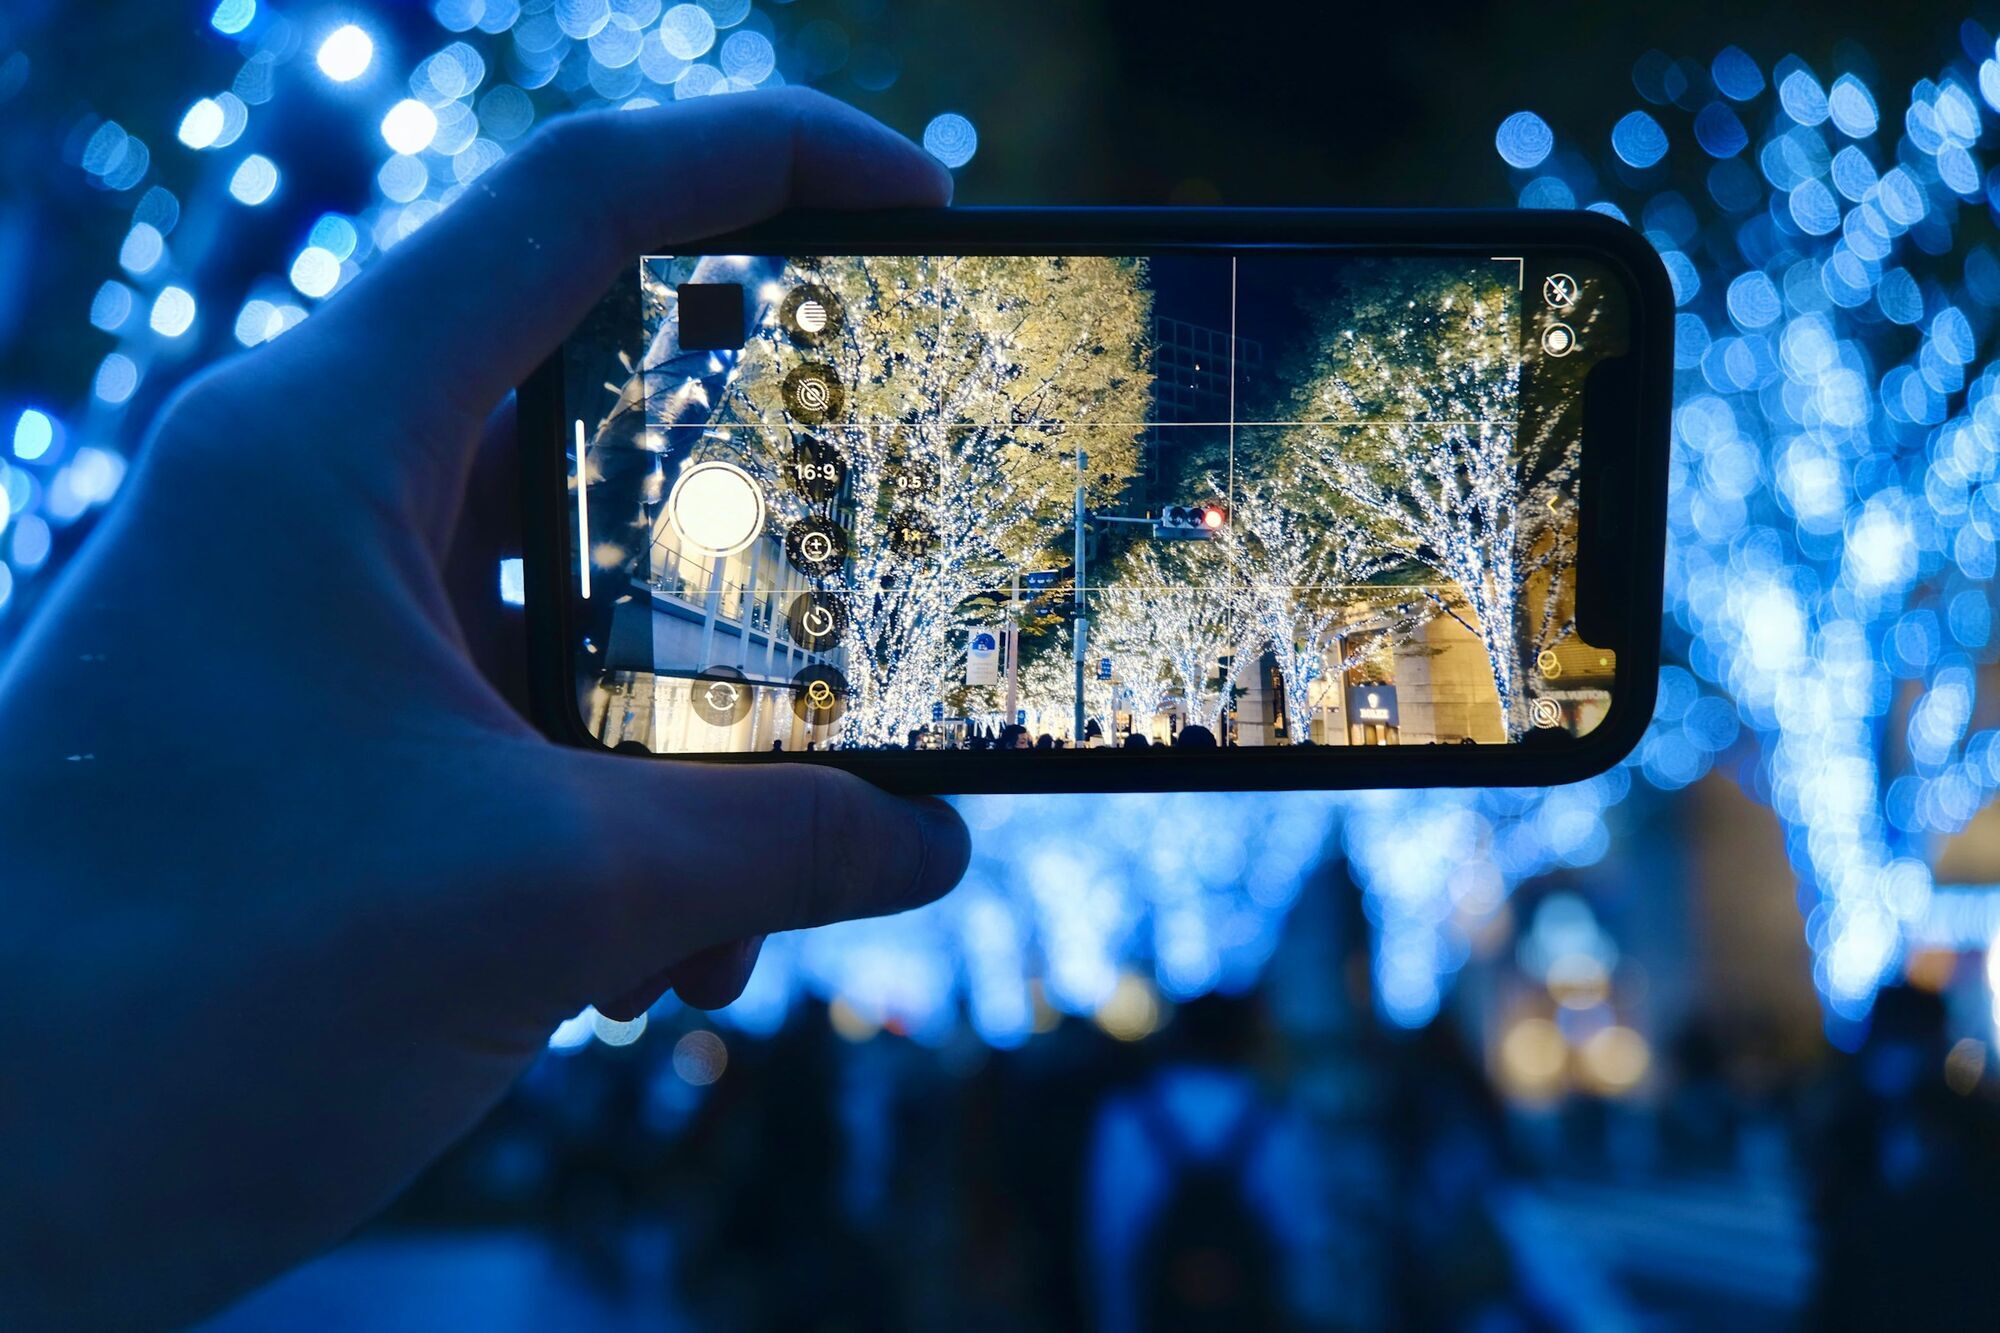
[894,722,1223,752]
[353,965,2000,1331]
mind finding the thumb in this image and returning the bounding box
[556,751,969,1003]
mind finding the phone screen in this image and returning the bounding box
[561,248,1630,757]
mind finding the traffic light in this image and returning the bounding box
[1155,502,1227,539]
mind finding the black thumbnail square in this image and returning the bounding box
[677,282,745,350]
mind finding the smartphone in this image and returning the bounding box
[519,209,1670,794]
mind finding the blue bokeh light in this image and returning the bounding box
[1778,68,1829,126]
[1711,45,1765,102]
[1827,73,1879,137]
[922,112,978,168]
[210,0,256,36]
[228,154,278,205]
[12,410,55,462]
[1693,101,1748,157]
[1611,109,1669,167]
[1495,110,1554,169]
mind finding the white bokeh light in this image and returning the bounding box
[289,246,341,299]
[315,24,374,82]
[380,99,438,155]
[177,98,224,149]
[148,286,196,337]
[228,154,278,205]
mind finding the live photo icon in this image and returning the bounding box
[676,282,744,351]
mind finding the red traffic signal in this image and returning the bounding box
[1156,502,1228,540]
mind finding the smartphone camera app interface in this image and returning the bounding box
[563,250,1628,756]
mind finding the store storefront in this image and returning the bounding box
[1346,683,1401,746]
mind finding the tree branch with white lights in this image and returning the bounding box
[642,254,1153,746]
[1284,261,1581,739]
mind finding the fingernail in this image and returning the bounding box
[910,800,970,905]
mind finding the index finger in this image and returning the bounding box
[290,88,950,431]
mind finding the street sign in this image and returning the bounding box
[1023,568,1068,590]
[966,628,999,685]
[1016,709,1027,726]
[932,702,945,722]
[1098,657,1112,680]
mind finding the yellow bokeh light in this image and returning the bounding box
[1499,1017,1567,1100]
[1094,974,1160,1042]
[1577,1025,1650,1096]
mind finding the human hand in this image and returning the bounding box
[0,89,966,1328]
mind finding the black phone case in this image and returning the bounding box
[520,207,1672,795]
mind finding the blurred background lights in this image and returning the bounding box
[210,0,256,35]
[1693,101,1748,157]
[88,281,132,333]
[116,222,162,274]
[1499,1017,1568,1101]
[177,98,225,150]
[1518,175,1575,209]
[1494,110,1554,169]
[547,1009,595,1050]
[378,154,429,202]
[80,120,143,187]
[315,24,376,82]
[1711,44,1765,100]
[1827,73,1878,136]
[671,1028,728,1084]
[12,410,54,462]
[94,353,139,404]
[10,515,50,570]
[1778,68,1829,126]
[208,95,250,150]
[708,0,753,26]
[309,213,360,262]
[228,154,278,205]
[659,4,717,60]
[289,246,342,298]
[922,112,977,168]
[148,286,196,338]
[1094,973,1162,1042]
[380,98,440,154]
[17,0,2000,1057]
[1611,108,1669,167]
[592,1008,648,1047]
[61,448,125,510]
[1576,1025,1651,1095]
[719,29,775,83]
[234,299,277,346]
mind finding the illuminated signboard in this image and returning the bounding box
[1346,684,1399,727]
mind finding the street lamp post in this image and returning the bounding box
[1074,448,1088,746]
[1003,569,1020,729]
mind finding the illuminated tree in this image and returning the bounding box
[1090,588,1179,739]
[1017,625,1125,741]
[1284,262,1584,739]
[1102,543,1262,731]
[655,254,1153,746]
[1216,478,1432,744]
